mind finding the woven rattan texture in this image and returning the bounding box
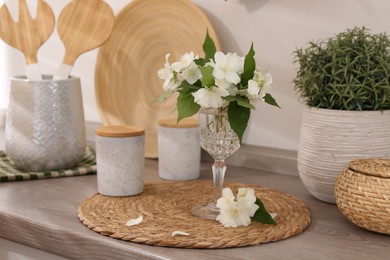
[348,158,390,178]
[335,168,390,235]
[78,181,311,248]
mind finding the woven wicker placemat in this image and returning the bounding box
[78,181,311,248]
[0,147,96,182]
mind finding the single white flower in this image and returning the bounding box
[182,62,202,84]
[157,53,171,80]
[215,79,238,96]
[259,72,272,96]
[246,69,273,105]
[216,187,259,227]
[171,52,198,72]
[125,215,143,227]
[247,79,260,96]
[216,187,235,210]
[192,86,229,108]
[157,54,183,91]
[222,187,235,198]
[237,188,257,204]
[216,200,258,227]
[211,52,244,84]
[237,188,258,217]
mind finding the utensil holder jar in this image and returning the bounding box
[158,118,200,180]
[5,75,86,172]
[95,125,145,196]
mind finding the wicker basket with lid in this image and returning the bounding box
[335,158,390,235]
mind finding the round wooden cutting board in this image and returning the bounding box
[95,0,220,158]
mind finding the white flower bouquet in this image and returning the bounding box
[157,31,279,142]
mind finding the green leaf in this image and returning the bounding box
[181,80,200,90]
[264,93,281,108]
[177,88,200,122]
[154,89,175,103]
[227,102,250,143]
[224,95,254,109]
[241,43,256,87]
[195,58,205,66]
[203,30,217,63]
[199,66,215,87]
[251,198,277,225]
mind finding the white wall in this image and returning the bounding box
[1,0,390,151]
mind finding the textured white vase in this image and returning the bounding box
[298,107,390,203]
[5,75,86,172]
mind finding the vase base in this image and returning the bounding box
[191,202,219,220]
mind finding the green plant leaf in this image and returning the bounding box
[181,80,200,90]
[227,102,250,143]
[241,43,256,87]
[177,88,200,122]
[154,89,175,103]
[251,198,276,225]
[195,58,205,66]
[293,26,390,111]
[199,66,215,87]
[224,95,254,109]
[264,93,280,108]
[203,30,217,63]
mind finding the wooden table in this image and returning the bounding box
[0,128,389,260]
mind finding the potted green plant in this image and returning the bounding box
[293,27,390,203]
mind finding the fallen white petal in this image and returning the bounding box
[126,216,143,226]
[171,231,190,237]
[270,213,278,219]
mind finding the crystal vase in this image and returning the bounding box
[191,107,240,220]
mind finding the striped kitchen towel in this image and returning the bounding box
[0,146,96,182]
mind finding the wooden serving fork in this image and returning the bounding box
[0,0,55,80]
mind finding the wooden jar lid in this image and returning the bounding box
[158,118,198,128]
[96,125,145,137]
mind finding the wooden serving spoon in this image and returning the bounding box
[54,0,115,79]
[0,0,55,80]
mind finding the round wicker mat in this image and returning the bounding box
[78,181,311,248]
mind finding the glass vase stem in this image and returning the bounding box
[191,107,240,220]
[212,160,226,203]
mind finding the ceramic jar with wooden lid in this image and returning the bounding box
[95,125,145,196]
[158,118,200,180]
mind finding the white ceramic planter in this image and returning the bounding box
[298,107,390,203]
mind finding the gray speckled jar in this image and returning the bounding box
[158,118,200,180]
[5,75,86,172]
[95,125,145,196]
